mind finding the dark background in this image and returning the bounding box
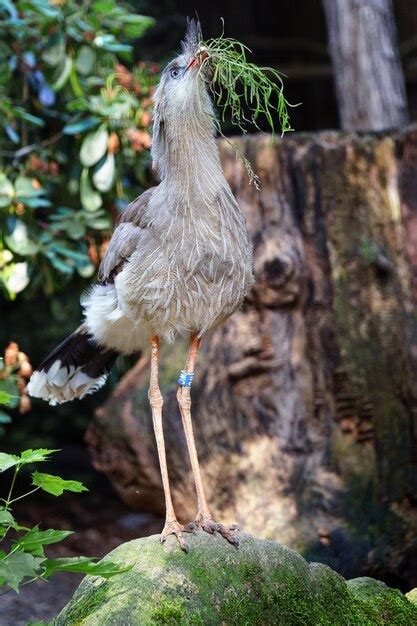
[136,0,417,130]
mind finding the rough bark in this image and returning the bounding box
[86,128,417,587]
[322,0,408,131]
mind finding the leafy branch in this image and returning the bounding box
[0,393,130,594]
[0,0,158,299]
[199,20,298,137]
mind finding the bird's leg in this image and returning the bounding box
[177,334,239,546]
[149,336,189,552]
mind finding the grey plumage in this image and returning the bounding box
[28,18,254,404]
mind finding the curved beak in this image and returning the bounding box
[186,57,199,71]
[186,49,209,72]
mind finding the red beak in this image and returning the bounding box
[186,57,199,70]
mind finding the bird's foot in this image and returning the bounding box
[160,519,190,553]
[187,513,239,546]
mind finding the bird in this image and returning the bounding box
[27,18,254,551]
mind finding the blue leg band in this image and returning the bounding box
[178,370,194,387]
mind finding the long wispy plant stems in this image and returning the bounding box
[198,25,296,138]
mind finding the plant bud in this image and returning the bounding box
[4,342,19,367]
[19,393,31,414]
[108,132,120,155]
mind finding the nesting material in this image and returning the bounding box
[197,23,295,137]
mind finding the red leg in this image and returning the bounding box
[149,336,189,552]
[177,334,239,546]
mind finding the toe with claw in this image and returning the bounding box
[160,519,190,552]
[194,512,240,545]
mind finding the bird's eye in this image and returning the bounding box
[170,67,181,79]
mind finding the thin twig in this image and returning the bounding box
[0,131,64,160]
[9,486,40,504]
[4,466,19,511]
[0,575,47,597]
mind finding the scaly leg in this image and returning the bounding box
[149,336,189,552]
[177,334,239,545]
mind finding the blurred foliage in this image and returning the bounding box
[0,0,158,299]
[0,342,33,436]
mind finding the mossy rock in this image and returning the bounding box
[54,532,417,625]
[406,588,417,606]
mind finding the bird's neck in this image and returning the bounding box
[153,115,228,201]
[168,135,224,191]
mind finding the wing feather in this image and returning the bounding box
[98,186,155,283]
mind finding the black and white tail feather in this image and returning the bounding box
[27,326,117,406]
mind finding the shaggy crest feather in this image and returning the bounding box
[181,17,202,57]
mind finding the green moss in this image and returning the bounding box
[347,578,417,625]
[53,533,417,626]
[406,588,417,606]
[58,580,110,625]
[150,597,185,624]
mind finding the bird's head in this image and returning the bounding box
[151,18,213,177]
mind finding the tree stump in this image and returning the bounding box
[86,128,417,586]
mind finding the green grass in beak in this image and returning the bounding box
[198,26,296,138]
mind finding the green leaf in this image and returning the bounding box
[91,0,115,11]
[0,390,15,406]
[18,0,60,18]
[18,111,45,127]
[42,556,131,579]
[63,117,100,135]
[45,252,74,275]
[66,220,86,240]
[52,55,72,91]
[93,153,115,192]
[0,510,25,538]
[74,17,94,33]
[0,452,19,472]
[80,169,102,212]
[0,173,14,208]
[80,125,108,167]
[15,176,42,199]
[0,509,17,527]
[3,123,20,144]
[32,472,88,496]
[19,449,59,465]
[5,219,39,256]
[122,15,155,39]
[0,381,19,409]
[3,261,30,295]
[0,551,44,592]
[0,410,11,424]
[42,32,65,67]
[93,34,132,53]
[51,244,88,262]
[69,64,84,98]
[85,215,111,230]
[13,527,73,557]
[66,26,83,43]
[21,197,52,209]
[76,262,95,278]
[75,46,96,76]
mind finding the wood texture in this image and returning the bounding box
[322,0,408,130]
[86,129,417,585]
